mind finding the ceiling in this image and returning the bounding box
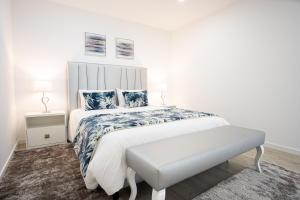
[49,0,237,31]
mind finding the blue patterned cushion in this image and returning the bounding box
[82,91,116,110]
[122,90,148,108]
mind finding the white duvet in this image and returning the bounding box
[69,106,229,195]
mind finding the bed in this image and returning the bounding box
[67,62,229,195]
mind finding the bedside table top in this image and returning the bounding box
[157,105,176,108]
[25,110,65,118]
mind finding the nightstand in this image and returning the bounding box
[161,105,176,109]
[25,111,66,149]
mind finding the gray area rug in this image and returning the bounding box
[0,144,110,200]
[194,162,300,200]
[0,144,299,200]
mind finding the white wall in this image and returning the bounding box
[0,0,17,175]
[12,0,170,139]
[170,0,300,153]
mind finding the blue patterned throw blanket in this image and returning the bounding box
[73,108,216,177]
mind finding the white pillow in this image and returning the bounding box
[78,89,116,110]
[116,88,146,107]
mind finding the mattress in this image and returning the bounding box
[68,106,229,195]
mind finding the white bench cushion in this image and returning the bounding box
[126,125,265,191]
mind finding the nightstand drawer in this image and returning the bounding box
[27,125,66,148]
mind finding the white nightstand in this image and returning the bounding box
[161,105,176,109]
[25,111,67,149]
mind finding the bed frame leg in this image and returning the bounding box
[255,145,264,173]
[152,189,166,200]
[127,167,137,200]
[112,192,119,200]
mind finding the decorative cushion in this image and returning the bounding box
[80,90,116,110]
[116,88,148,107]
[122,90,148,108]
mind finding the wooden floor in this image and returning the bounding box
[15,143,300,200]
[116,147,300,200]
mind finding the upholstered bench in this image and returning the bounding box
[126,125,265,200]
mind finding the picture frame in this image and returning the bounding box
[116,38,134,59]
[85,32,106,56]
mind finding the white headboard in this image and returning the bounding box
[67,62,147,112]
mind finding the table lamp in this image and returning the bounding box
[160,83,167,105]
[34,81,53,113]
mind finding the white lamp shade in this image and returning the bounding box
[34,81,53,92]
[160,83,167,92]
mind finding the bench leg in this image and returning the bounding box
[127,167,137,200]
[255,145,264,173]
[152,189,166,200]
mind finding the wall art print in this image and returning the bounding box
[85,32,106,56]
[116,38,134,59]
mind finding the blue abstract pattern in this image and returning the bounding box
[122,90,148,108]
[73,108,216,177]
[82,91,116,111]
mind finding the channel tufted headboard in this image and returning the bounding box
[67,62,147,112]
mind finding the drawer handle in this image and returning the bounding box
[44,134,50,139]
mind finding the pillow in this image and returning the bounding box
[116,88,147,107]
[79,90,116,110]
[122,90,148,108]
[79,89,108,109]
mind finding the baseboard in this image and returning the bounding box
[265,142,300,156]
[0,142,17,178]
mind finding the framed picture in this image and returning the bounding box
[116,38,134,59]
[85,32,106,56]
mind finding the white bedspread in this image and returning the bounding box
[68,106,229,195]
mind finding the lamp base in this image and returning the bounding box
[161,92,166,106]
[41,92,50,113]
